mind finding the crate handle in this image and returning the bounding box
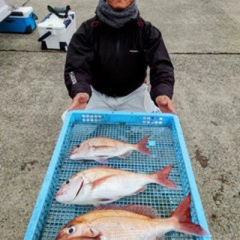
[38,31,51,42]
[47,5,71,18]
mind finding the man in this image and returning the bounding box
[64,0,176,114]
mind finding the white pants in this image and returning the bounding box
[85,84,161,113]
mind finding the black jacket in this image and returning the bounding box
[65,16,174,102]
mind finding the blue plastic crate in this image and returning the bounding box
[24,111,211,240]
[0,6,36,33]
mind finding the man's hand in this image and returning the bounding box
[155,95,177,114]
[68,93,90,111]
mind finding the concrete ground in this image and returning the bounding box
[0,0,239,239]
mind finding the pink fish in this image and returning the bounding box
[56,194,209,240]
[55,165,178,206]
[70,136,151,164]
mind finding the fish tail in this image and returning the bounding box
[136,135,151,156]
[151,164,178,189]
[170,194,209,236]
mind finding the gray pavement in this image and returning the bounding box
[0,0,240,239]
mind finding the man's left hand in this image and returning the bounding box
[155,95,177,114]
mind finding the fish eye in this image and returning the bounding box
[67,226,76,234]
[66,180,70,184]
[76,144,80,147]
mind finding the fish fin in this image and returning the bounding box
[93,198,115,206]
[170,194,209,236]
[132,186,146,195]
[91,175,115,189]
[95,205,159,218]
[136,135,152,156]
[93,203,100,207]
[96,198,114,202]
[151,164,179,189]
[81,173,91,184]
[95,158,109,164]
[81,142,92,150]
[119,151,132,158]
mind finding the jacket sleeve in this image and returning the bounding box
[143,23,175,102]
[64,22,94,99]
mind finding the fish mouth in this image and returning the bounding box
[71,148,78,155]
[70,153,78,160]
[69,147,80,160]
[55,190,68,203]
[69,154,77,160]
[56,231,67,240]
[55,191,63,198]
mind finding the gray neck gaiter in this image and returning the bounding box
[96,0,139,28]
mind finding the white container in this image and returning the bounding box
[37,11,76,51]
[0,0,11,22]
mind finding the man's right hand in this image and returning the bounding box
[68,93,90,111]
